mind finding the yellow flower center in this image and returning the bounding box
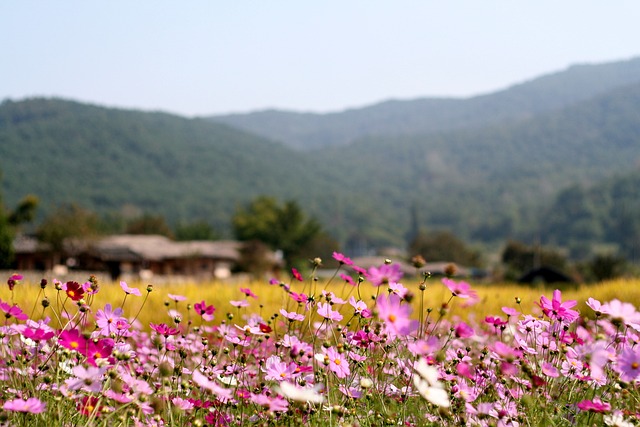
[632,362,639,370]
[388,314,397,323]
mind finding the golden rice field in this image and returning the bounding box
[4,275,638,330]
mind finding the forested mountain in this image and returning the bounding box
[541,170,640,262]
[2,57,640,261]
[208,57,640,150]
[0,98,342,233]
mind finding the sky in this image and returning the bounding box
[2,1,640,117]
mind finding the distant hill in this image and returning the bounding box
[2,57,640,259]
[208,57,640,150]
[0,98,340,233]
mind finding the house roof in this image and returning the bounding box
[13,235,51,253]
[91,235,241,262]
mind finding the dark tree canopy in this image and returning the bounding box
[232,196,322,267]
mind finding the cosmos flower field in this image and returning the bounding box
[1,254,640,426]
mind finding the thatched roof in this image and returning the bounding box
[91,235,241,262]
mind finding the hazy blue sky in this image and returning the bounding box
[3,1,639,117]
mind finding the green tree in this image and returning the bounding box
[36,203,101,263]
[0,182,38,268]
[501,240,568,281]
[126,214,174,238]
[174,220,219,241]
[232,196,322,267]
[408,230,483,268]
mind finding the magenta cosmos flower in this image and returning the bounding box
[332,251,353,266]
[291,268,303,282]
[537,289,579,323]
[577,398,611,413]
[194,300,216,321]
[150,322,180,337]
[0,299,28,321]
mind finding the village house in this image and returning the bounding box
[13,234,272,281]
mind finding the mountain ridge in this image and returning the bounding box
[208,56,640,149]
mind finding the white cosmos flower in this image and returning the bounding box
[274,381,324,404]
[412,358,450,408]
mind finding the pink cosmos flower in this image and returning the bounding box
[502,306,519,317]
[120,281,141,296]
[586,297,603,314]
[0,300,29,321]
[332,251,353,266]
[192,369,233,400]
[442,278,477,299]
[600,299,640,331]
[7,274,22,291]
[95,303,125,336]
[288,291,308,304]
[280,309,305,322]
[376,293,418,336]
[3,397,46,414]
[317,302,343,322]
[321,290,346,305]
[322,346,350,378]
[348,296,372,318]
[168,293,187,302]
[615,346,640,382]
[368,263,403,286]
[339,385,362,398]
[172,397,194,411]
[352,265,368,277]
[22,325,55,341]
[339,273,355,286]
[230,299,250,308]
[239,287,258,299]
[251,393,289,412]
[485,316,507,328]
[263,355,297,381]
[65,365,107,392]
[454,321,475,338]
[150,322,180,337]
[194,300,216,321]
[541,362,560,378]
[388,282,409,298]
[536,289,579,323]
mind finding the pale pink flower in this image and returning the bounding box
[120,281,141,296]
[317,302,343,322]
[3,397,46,413]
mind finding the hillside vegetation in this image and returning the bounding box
[2,57,640,261]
